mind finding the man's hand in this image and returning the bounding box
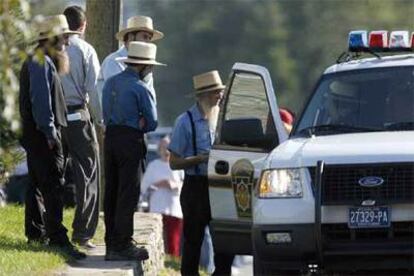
[139,117,146,130]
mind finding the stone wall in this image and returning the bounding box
[133,212,165,276]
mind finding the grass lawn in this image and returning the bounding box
[0,205,206,275]
[0,204,98,276]
[160,255,209,276]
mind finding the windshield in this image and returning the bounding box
[294,66,414,136]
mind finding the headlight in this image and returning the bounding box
[258,169,303,198]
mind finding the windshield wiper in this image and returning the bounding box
[296,124,381,137]
[384,122,414,131]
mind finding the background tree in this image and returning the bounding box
[2,0,412,171]
[127,0,414,124]
[0,0,32,182]
[85,0,122,62]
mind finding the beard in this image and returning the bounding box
[51,50,70,75]
[207,105,220,132]
[199,101,220,132]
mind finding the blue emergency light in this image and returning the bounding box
[348,30,368,51]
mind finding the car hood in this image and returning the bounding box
[268,131,414,168]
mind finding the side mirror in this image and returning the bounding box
[221,117,267,148]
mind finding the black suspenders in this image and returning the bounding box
[186,110,200,175]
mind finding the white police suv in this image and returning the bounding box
[208,30,414,275]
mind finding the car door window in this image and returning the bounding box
[219,72,279,150]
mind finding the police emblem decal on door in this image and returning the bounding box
[231,159,255,218]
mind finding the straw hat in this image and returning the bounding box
[115,16,164,41]
[116,41,166,66]
[34,14,81,41]
[193,70,226,95]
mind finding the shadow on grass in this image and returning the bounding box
[0,234,74,262]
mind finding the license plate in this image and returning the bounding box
[348,206,390,228]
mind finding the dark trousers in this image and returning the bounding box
[180,175,234,276]
[62,109,99,242]
[104,126,145,250]
[22,125,69,244]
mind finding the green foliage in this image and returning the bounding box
[0,0,33,179]
[0,205,75,276]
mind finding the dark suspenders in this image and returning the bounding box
[186,110,200,175]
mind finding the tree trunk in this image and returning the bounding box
[85,0,122,62]
[85,0,122,210]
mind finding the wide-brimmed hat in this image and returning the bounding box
[193,70,226,95]
[115,16,164,41]
[33,14,81,41]
[116,41,166,66]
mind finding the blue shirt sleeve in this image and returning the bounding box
[169,115,190,157]
[137,85,158,132]
[101,78,113,126]
[28,58,57,140]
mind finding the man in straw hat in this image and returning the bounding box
[98,15,163,102]
[102,41,165,261]
[19,14,86,259]
[60,5,101,250]
[169,70,234,275]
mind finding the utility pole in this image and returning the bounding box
[85,0,122,62]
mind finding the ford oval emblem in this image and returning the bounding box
[358,176,384,187]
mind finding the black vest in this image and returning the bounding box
[19,55,67,134]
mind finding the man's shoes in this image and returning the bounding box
[49,242,87,260]
[105,245,149,261]
[72,239,97,249]
[27,236,49,245]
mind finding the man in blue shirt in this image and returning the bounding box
[19,14,85,260]
[102,41,165,261]
[169,70,233,275]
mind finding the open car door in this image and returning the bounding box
[208,63,288,255]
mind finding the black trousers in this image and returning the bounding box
[22,124,69,245]
[104,126,145,250]
[62,107,99,242]
[180,175,234,276]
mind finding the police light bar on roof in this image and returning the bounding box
[348,29,413,52]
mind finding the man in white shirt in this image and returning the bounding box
[61,5,101,249]
[98,15,163,103]
[141,136,184,257]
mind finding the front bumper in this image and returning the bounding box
[252,223,316,271]
[253,221,414,271]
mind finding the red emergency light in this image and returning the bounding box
[369,31,388,48]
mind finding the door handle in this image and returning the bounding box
[215,160,229,175]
